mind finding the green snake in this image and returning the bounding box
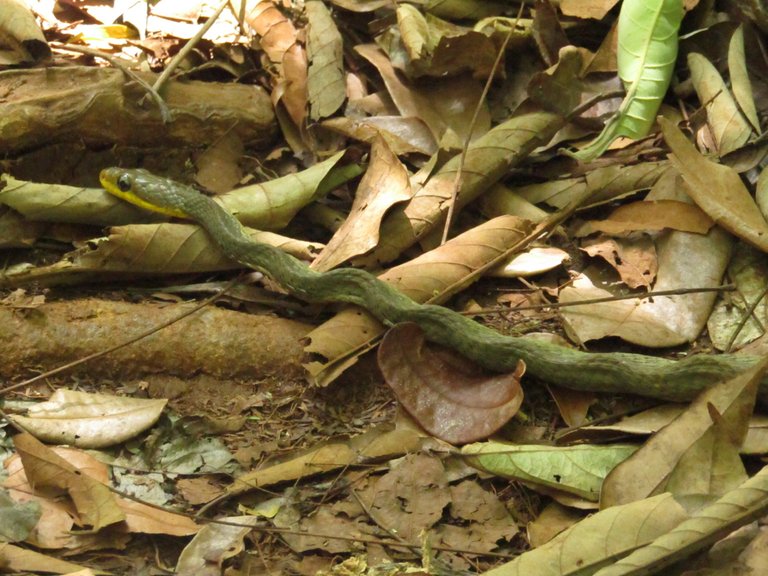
[100,168,766,402]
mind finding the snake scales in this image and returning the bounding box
[100,168,766,402]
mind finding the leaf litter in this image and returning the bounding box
[5,0,768,574]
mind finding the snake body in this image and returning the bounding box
[100,168,765,402]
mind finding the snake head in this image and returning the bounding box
[100,167,190,219]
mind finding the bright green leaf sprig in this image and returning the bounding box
[567,0,684,162]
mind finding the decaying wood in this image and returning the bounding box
[0,66,276,154]
[0,298,311,380]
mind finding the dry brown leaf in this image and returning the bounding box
[194,133,244,194]
[352,109,563,267]
[526,502,583,548]
[580,236,658,289]
[237,0,307,126]
[312,137,412,271]
[306,0,345,120]
[688,52,752,156]
[4,452,116,550]
[378,323,524,444]
[559,0,620,20]
[0,543,90,574]
[575,200,715,236]
[560,181,732,347]
[225,426,423,497]
[12,434,125,531]
[10,390,167,449]
[9,223,321,283]
[0,0,49,65]
[661,116,768,252]
[176,516,261,574]
[482,493,688,575]
[304,215,531,386]
[321,115,437,155]
[601,357,767,508]
[594,465,768,576]
[118,496,199,537]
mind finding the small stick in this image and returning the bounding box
[151,0,230,94]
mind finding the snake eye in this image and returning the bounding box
[117,174,132,192]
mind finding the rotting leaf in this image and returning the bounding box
[0,489,40,543]
[378,323,524,444]
[10,389,167,449]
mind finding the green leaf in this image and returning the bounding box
[568,0,683,162]
[462,442,638,500]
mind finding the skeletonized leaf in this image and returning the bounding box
[303,215,531,386]
[568,0,683,161]
[462,442,638,501]
[482,493,688,576]
[378,323,524,444]
[306,1,345,119]
[10,390,167,449]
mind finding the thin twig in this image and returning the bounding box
[0,278,241,395]
[725,282,768,352]
[440,3,524,245]
[152,0,231,94]
[467,284,736,316]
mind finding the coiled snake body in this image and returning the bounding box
[100,168,765,402]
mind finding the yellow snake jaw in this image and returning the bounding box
[100,168,765,402]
